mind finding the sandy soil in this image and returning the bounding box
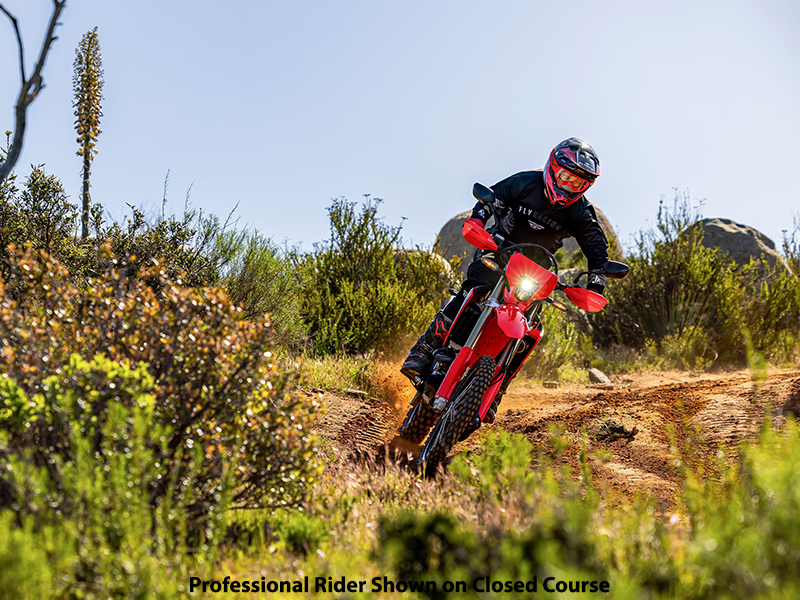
[311,363,800,508]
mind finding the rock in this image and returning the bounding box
[543,381,560,389]
[588,383,615,391]
[436,205,622,277]
[694,218,791,271]
[588,368,611,384]
[436,210,480,277]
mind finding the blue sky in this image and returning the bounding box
[1,1,798,253]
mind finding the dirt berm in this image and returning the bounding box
[311,366,800,509]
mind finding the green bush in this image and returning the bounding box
[293,197,460,355]
[377,432,608,600]
[0,246,320,518]
[272,511,330,556]
[593,194,800,367]
[0,513,64,599]
[677,421,800,598]
[0,163,225,287]
[783,215,800,274]
[0,165,91,282]
[0,356,198,598]
[98,203,222,287]
[216,229,307,349]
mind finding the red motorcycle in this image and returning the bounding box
[399,183,629,474]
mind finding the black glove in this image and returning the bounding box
[587,272,606,295]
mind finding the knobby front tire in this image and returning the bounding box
[416,355,496,476]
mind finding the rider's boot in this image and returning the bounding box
[400,312,453,382]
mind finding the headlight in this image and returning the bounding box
[514,275,539,302]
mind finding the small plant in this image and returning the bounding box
[216,229,307,349]
[591,418,638,442]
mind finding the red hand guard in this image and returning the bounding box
[462,218,498,251]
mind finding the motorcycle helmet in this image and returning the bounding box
[543,137,600,207]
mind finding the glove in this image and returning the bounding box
[587,272,606,295]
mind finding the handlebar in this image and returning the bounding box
[494,242,559,274]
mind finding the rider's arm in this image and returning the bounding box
[469,201,490,226]
[569,200,610,294]
[469,171,530,227]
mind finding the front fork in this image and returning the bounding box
[430,277,506,412]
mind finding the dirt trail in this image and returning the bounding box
[312,366,800,507]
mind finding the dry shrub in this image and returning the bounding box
[0,245,319,518]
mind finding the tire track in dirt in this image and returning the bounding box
[312,366,800,507]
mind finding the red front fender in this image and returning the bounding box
[495,304,528,339]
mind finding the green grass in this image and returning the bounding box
[197,421,800,599]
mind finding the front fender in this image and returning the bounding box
[495,304,528,339]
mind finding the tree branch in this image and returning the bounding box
[0,0,67,183]
[0,4,25,82]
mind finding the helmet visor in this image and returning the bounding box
[553,166,591,195]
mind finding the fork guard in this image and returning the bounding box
[495,304,528,339]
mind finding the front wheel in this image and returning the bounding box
[416,355,496,476]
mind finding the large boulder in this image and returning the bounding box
[436,210,476,277]
[695,218,790,271]
[436,205,622,277]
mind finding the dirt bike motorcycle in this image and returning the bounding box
[399,183,629,474]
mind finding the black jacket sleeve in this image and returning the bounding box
[568,201,609,293]
[469,201,491,225]
[470,174,518,224]
[569,202,609,272]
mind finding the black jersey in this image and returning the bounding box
[470,170,609,271]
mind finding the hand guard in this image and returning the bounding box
[462,218,497,251]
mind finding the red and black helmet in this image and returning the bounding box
[543,137,600,207]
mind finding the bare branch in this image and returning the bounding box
[0,0,67,183]
[0,4,26,82]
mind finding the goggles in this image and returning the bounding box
[553,166,591,194]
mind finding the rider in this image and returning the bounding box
[401,137,610,421]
